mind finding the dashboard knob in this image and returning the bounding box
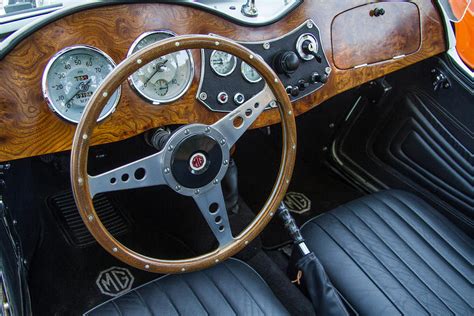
[274,51,300,75]
[310,72,328,84]
[297,79,309,91]
[290,85,300,97]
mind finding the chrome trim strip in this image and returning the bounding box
[0,0,303,60]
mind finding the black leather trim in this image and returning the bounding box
[302,190,473,316]
[84,258,289,315]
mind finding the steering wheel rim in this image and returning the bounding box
[71,35,297,274]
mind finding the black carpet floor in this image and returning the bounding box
[233,129,363,248]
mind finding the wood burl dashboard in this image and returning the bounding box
[0,0,446,162]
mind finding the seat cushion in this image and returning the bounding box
[85,258,288,315]
[301,190,473,315]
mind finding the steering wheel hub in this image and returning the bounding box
[162,124,230,195]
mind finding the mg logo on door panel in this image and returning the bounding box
[96,267,134,297]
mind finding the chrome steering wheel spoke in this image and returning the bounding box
[193,184,234,247]
[88,151,166,197]
[212,84,274,147]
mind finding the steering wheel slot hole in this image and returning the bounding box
[245,109,253,117]
[209,202,219,214]
[233,116,244,128]
[134,168,146,180]
[215,215,222,224]
[121,174,130,182]
[110,177,117,184]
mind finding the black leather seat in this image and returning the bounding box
[85,258,288,315]
[302,190,473,315]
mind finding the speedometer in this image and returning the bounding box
[42,45,120,124]
[128,31,194,104]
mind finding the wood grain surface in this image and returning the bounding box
[332,2,422,69]
[0,0,446,162]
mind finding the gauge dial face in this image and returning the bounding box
[241,61,262,83]
[42,46,120,124]
[210,50,237,77]
[128,31,194,104]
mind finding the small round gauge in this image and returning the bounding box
[42,45,120,124]
[128,31,194,104]
[210,50,237,77]
[241,61,262,83]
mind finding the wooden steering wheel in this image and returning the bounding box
[71,35,297,274]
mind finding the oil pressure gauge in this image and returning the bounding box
[128,31,194,104]
[210,50,237,77]
[42,45,121,124]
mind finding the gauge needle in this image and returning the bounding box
[143,60,168,86]
[65,79,92,107]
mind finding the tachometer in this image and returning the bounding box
[128,31,194,104]
[42,45,120,124]
[210,50,237,77]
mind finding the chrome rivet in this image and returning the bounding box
[12,220,17,225]
[205,127,211,133]
[102,92,108,97]
[175,42,180,47]
[168,145,174,151]
[288,110,292,115]
[112,247,118,252]
[223,160,228,165]
[274,78,278,83]
[82,134,88,140]
[78,177,84,185]
[249,54,254,59]
[199,92,208,100]
[292,144,296,150]
[181,267,186,272]
[286,179,290,184]
[88,215,93,221]
[269,101,276,107]
[220,139,226,145]
[325,67,332,74]
[164,168,170,174]
[145,264,150,269]
[175,185,181,191]
[194,189,200,195]
[213,179,219,184]
[263,42,270,50]
[270,212,274,216]
[184,129,190,135]
[245,240,249,245]
[215,259,219,263]
[137,59,142,64]
[215,41,220,46]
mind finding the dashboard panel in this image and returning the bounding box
[0,1,446,162]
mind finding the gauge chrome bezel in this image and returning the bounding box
[210,50,237,77]
[42,45,121,124]
[127,30,195,105]
[241,61,262,83]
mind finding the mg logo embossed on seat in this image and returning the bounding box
[284,192,311,214]
[96,267,134,297]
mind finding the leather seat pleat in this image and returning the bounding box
[85,258,288,316]
[302,190,474,316]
